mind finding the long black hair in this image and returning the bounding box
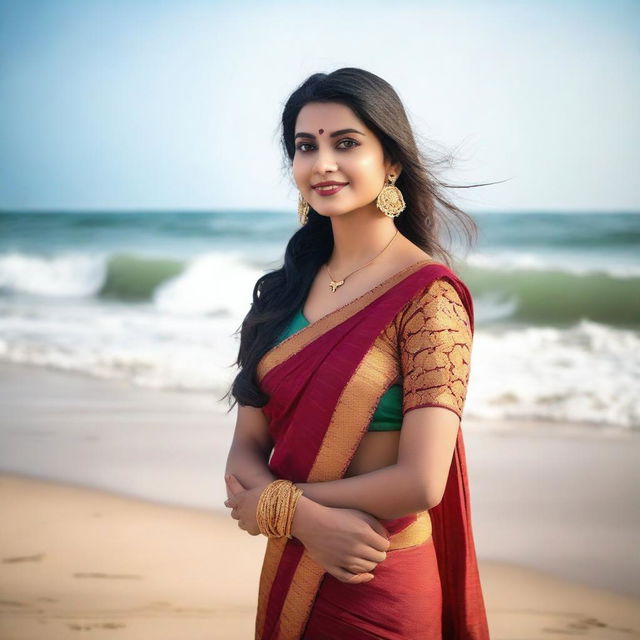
[222,67,501,412]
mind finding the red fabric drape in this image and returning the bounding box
[255,262,490,639]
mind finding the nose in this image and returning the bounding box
[312,145,339,175]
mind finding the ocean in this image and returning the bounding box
[1,210,638,431]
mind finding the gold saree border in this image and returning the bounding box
[273,553,325,640]
[265,331,434,639]
[256,259,436,384]
[387,510,432,550]
[255,536,287,638]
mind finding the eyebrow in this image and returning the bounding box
[294,128,366,140]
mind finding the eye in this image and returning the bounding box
[294,138,361,152]
[337,138,360,150]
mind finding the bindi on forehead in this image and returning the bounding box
[318,129,324,135]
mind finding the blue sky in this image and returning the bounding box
[1,0,638,212]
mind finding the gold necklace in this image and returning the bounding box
[326,229,399,293]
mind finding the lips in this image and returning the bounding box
[312,181,348,188]
[312,183,348,196]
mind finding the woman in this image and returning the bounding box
[223,68,491,639]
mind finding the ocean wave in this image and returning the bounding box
[0,311,637,429]
[466,319,640,429]
[100,253,184,300]
[0,252,106,297]
[464,264,640,328]
[153,252,262,316]
[0,251,263,314]
[1,250,639,327]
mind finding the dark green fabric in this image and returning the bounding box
[276,308,402,431]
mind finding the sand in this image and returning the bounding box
[0,362,639,639]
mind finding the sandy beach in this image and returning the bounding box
[1,362,639,639]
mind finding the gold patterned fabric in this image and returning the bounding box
[391,277,472,420]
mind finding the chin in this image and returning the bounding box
[314,206,354,218]
[311,198,362,216]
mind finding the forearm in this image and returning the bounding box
[294,463,429,521]
[225,441,320,541]
[225,442,277,492]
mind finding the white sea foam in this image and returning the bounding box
[466,319,640,429]
[153,251,262,316]
[0,298,240,393]
[0,252,106,297]
[0,293,638,429]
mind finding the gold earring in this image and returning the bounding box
[376,175,406,218]
[298,192,309,225]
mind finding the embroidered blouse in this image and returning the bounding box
[275,277,472,430]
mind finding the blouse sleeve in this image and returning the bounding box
[398,277,473,420]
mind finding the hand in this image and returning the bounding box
[224,474,269,536]
[292,498,391,585]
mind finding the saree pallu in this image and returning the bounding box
[254,260,490,640]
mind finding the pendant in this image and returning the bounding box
[329,280,345,293]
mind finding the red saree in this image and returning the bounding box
[254,260,490,640]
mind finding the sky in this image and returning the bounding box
[0,0,638,212]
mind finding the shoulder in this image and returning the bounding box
[396,274,472,338]
[377,274,473,355]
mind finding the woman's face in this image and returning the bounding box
[292,101,400,218]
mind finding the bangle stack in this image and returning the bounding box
[256,479,304,539]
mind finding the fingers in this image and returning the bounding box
[374,526,390,540]
[236,519,261,536]
[366,517,390,541]
[365,529,392,553]
[364,534,391,554]
[355,544,388,565]
[343,558,378,574]
[357,516,391,552]
[330,566,374,584]
[226,474,246,492]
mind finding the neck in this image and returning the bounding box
[327,208,399,274]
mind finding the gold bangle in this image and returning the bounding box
[256,479,304,539]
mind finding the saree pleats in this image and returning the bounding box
[254,260,489,639]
